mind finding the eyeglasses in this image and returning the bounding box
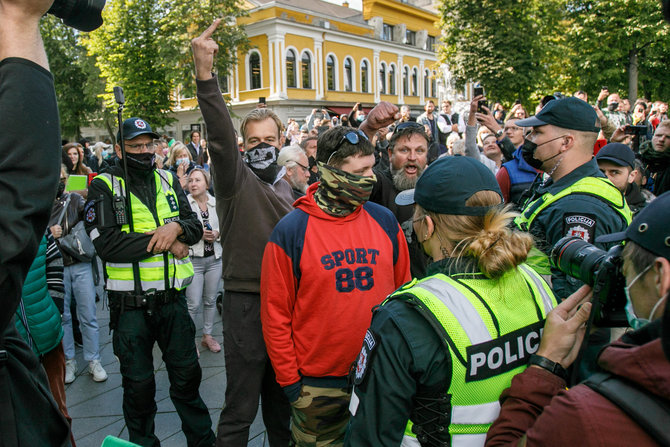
[327,130,370,165]
[294,161,310,173]
[126,142,157,151]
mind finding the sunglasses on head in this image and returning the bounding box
[327,130,370,165]
[395,121,425,131]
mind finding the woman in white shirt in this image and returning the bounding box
[186,168,223,353]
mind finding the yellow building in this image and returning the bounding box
[184,0,442,138]
[83,0,443,142]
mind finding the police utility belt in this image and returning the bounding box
[109,289,178,310]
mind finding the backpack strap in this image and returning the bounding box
[583,372,670,445]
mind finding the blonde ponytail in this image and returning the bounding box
[423,191,533,279]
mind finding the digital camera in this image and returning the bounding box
[551,236,628,327]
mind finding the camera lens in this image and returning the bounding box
[551,237,608,286]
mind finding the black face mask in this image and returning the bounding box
[607,102,619,112]
[521,138,564,171]
[521,139,544,170]
[244,142,282,184]
[126,152,155,171]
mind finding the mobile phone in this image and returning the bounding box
[473,86,484,97]
[515,99,521,105]
[601,86,608,91]
[259,97,266,104]
[204,222,212,231]
[624,125,647,135]
[477,100,489,114]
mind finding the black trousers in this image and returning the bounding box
[112,294,215,447]
[216,291,290,447]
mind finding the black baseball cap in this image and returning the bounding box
[117,117,159,142]
[595,143,636,169]
[395,156,502,216]
[516,97,601,133]
[597,191,670,259]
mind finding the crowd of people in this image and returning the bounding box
[2,6,670,447]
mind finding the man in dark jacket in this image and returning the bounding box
[641,120,670,196]
[596,143,653,215]
[369,121,431,278]
[85,117,214,447]
[487,191,670,447]
[192,20,293,446]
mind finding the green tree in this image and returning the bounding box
[439,0,562,107]
[41,15,103,140]
[82,0,248,133]
[565,0,670,102]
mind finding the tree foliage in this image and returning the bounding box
[565,0,670,102]
[82,0,248,132]
[41,15,103,140]
[438,0,669,107]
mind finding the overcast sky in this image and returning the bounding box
[322,0,363,11]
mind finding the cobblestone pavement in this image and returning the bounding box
[66,298,269,447]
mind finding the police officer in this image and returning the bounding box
[85,118,215,447]
[345,156,556,447]
[513,98,632,380]
[514,97,632,296]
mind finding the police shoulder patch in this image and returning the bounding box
[353,329,378,386]
[563,212,597,243]
[84,200,96,224]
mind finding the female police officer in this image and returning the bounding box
[344,156,557,447]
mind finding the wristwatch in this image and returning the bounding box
[495,129,504,138]
[529,354,568,381]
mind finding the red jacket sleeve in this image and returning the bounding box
[260,241,301,387]
[394,224,411,287]
[496,166,511,204]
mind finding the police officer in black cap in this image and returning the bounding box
[85,118,215,447]
[514,98,633,296]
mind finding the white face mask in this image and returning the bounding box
[176,157,189,166]
[624,263,668,330]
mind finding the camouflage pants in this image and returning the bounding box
[289,385,351,447]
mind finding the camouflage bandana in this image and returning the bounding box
[314,162,376,216]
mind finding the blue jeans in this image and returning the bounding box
[62,261,100,361]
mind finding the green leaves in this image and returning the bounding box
[438,0,669,106]
[79,0,249,134]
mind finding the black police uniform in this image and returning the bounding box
[520,159,630,299]
[86,158,214,447]
[519,158,630,380]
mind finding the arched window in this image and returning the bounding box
[286,50,297,88]
[361,60,369,93]
[431,71,437,98]
[327,55,336,90]
[412,67,418,96]
[249,51,261,90]
[379,62,386,95]
[389,64,396,95]
[344,58,353,92]
[301,52,312,89]
[424,69,430,97]
[403,66,409,96]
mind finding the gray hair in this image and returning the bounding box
[277,144,306,168]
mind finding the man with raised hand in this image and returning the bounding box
[191,20,293,447]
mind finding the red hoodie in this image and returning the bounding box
[261,183,410,387]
